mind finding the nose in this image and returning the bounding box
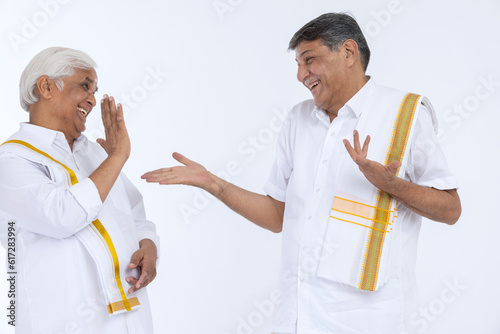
[86,91,97,108]
[297,64,309,84]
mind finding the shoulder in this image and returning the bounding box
[371,83,410,103]
[371,83,437,127]
[290,99,316,115]
[0,129,24,153]
[285,99,317,124]
[277,99,317,135]
[78,136,109,162]
[372,82,431,107]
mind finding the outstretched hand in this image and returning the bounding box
[343,130,401,192]
[141,152,215,190]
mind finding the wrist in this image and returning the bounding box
[206,172,225,197]
[383,177,402,197]
[107,150,129,163]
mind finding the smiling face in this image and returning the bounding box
[43,68,98,145]
[295,39,350,115]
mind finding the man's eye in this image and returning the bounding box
[82,83,89,90]
[305,57,314,64]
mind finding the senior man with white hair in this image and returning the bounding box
[0,47,159,333]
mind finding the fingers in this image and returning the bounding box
[126,276,138,294]
[135,266,155,290]
[353,130,362,152]
[101,95,117,120]
[96,138,106,149]
[343,138,356,160]
[101,95,114,133]
[362,135,371,156]
[128,251,143,270]
[172,152,192,166]
[100,95,111,125]
[127,251,146,293]
[126,263,157,294]
[352,130,370,156]
[141,168,175,182]
[99,94,130,157]
[126,268,156,294]
[101,94,124,126]
[387,160,402,174]
[141,152,192,183]
[344,130,370,160]
[116,101,124,122]
[344,133,371,168]
[141,152,187,179]
[141,170,159,181]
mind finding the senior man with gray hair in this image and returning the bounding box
[0,47,159,333]
[142,13,461,333]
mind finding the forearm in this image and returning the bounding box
[205,173,284,233]
[0,158,101,239]
[91,95,131,202]
[385,178,461,225]
[89,154,128,202]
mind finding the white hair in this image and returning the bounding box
[19,47,97,111]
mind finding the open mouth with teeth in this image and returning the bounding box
[307,80,320,91]
[77,107,88,117]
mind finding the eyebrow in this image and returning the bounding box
[295,49,313,62]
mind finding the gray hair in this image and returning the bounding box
[288,13,371,72]
[19,47,97,111]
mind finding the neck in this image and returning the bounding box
[29,105,75,151]
[325,74,368,122]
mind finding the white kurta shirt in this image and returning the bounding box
[0,123,159,334]
[264,79,458,334]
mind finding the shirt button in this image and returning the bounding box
[308,216,312,221]
[298,269,305,281]
[322,159,328,164]
[316,188,320,193]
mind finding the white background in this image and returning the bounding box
[1,0,499,333]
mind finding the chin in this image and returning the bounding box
[313,99,325,109]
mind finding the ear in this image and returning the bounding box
[36,75,56,100]
[342,39,359,68]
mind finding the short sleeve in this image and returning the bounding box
[406,104,459,190]
[264,113,293,202]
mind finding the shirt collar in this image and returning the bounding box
[343,76,374,118]
[311,76,375,123]
[19,123,88,153]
